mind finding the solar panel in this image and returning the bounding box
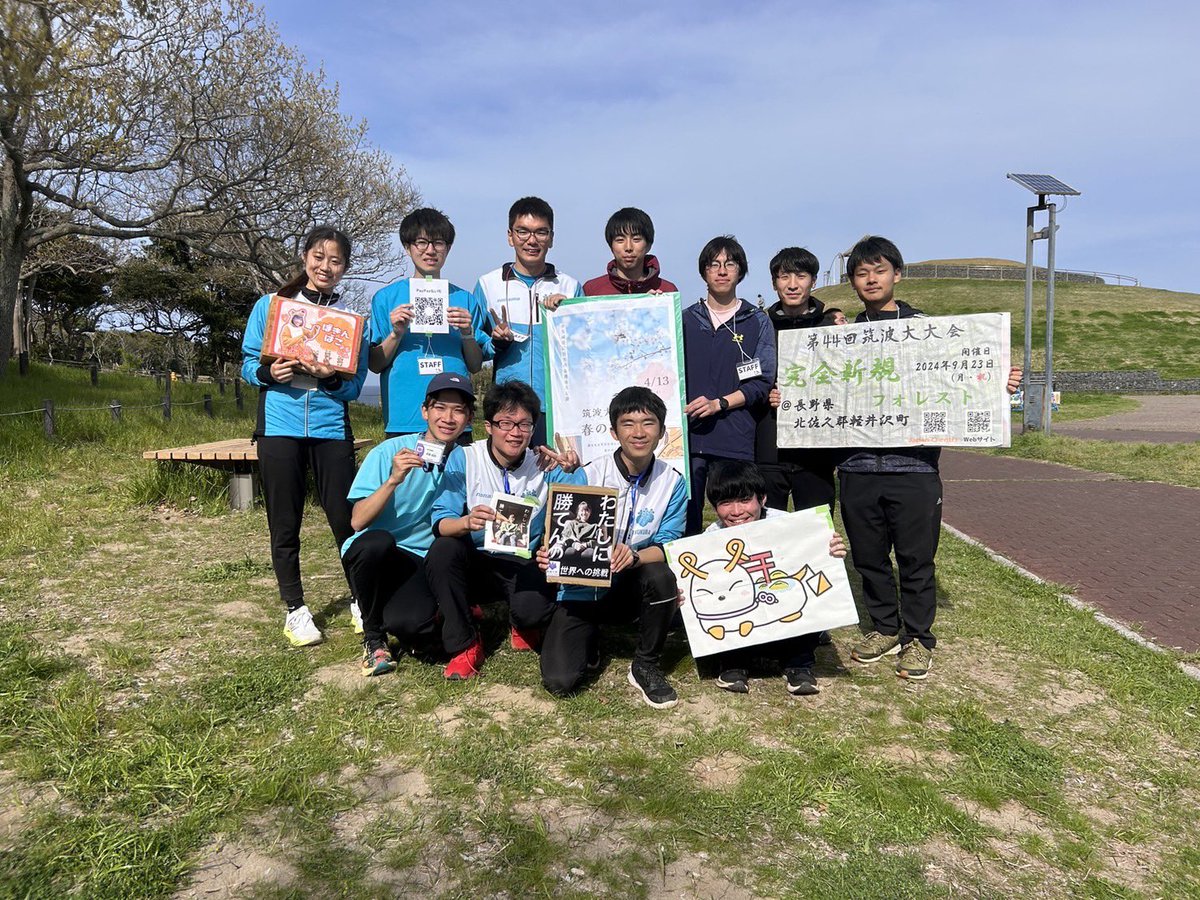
[1007,173,1080,196]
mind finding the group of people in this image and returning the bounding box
[240,198,1021,709]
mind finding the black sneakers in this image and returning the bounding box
[784,666,819,695]
[627,660,678,709]
[715,668,750,694]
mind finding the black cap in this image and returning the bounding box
[425,371,475,401]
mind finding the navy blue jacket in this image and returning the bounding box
[683,299,775,460]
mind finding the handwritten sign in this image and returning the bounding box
[543,293,689,487]
[665,507,857,658]
[776,312,1011,448]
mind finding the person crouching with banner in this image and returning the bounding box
[704,460,847,696]
[426,380,578,680]
[537,387,690,709]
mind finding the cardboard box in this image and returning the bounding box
[261,295,364,376]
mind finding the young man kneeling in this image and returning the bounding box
[538,387,689,709]
[704,460,846,696]
[426,380,577,679]
[341,373,475,676]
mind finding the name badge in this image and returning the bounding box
[737,359,763,380]
[510,330,530,344]
[418,357,444,375]
[414,439,445,467]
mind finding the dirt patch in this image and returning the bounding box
[876,745,957,769]
[647,851,758,900]
[429,703,464,737]
[306,661,364,698]
[922,835,1070,896]
[1041,674,1106,716]
[0,771,44,852]
[1096,838,1159,894]
[513,796,621,853]
[213,600,260,620]
[475,682,556,724]
[176,839,296,899]
[952,798,1046,836]
[691,752,749,791]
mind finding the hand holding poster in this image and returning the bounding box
[776,312,1011,448]
[262,295,365,375]
[665,507,858,658]
[542,293,690,487]
[544,484,618,588]
[483,493,537,558]
[409,279,450,334]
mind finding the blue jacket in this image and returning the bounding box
[369,278,490,434]
[683,299,775,460]
[240,293,370,440]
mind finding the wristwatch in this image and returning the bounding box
[630,549,641,568]
[717,396,730,412]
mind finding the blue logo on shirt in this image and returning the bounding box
[636,508,655,527]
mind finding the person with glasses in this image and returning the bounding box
[681,236,776,534]
[473,197,582,445]
[339,373,477,677]
[368,208,490,439]
[426,380,579,680]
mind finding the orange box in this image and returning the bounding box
[261,295,365,376]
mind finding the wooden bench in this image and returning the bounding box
[142,438,372,510]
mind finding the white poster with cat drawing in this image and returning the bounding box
[664,506,858,658]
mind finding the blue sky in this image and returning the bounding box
[265,0,1200,299]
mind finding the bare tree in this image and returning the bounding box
[1,0,417,376]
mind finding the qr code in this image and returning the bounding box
[966,410,992,434]
[412,295,444,328]
[921,411,948,435]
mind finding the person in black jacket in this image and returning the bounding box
[755,247,837,513]
[838,236,1021,681]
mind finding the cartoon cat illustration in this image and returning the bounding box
[678,538,833,641]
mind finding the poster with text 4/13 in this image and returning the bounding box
[776,312,1012,449]
[542,293,689,490]
[664,507,858,658]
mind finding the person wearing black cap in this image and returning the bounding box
[339,372,476,676]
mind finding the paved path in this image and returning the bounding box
[1056,394,1200,444]
[941,450,1200,653]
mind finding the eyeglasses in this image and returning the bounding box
[410,238,449,252]
[706,259,739,272]
[490,419,534,434]
[511,227,552,242]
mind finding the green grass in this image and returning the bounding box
[3,363,1200,898]
[815,279,1200,379]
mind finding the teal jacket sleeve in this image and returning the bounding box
[240,295,271,387]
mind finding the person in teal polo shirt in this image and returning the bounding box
[368,208,490,438]
[341,372,476,677]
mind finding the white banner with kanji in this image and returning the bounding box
[776,312,1011,448]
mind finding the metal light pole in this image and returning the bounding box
[1007,174,1080,434]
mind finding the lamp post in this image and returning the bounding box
[1006,173,1080,434]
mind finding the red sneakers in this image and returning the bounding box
[443,637,484,680]
[510,626,542,652]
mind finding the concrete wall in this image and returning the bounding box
[1033,370,1200,393]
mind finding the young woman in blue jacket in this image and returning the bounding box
[240,226,370,646]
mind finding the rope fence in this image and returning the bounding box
[4,370,245,438]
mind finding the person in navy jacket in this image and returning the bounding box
[681,235,775,534]
[241,226,369,647]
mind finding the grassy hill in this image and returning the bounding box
[814,278,1200,379]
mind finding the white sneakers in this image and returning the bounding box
[349,599,364,635]
[284,605,323,647]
